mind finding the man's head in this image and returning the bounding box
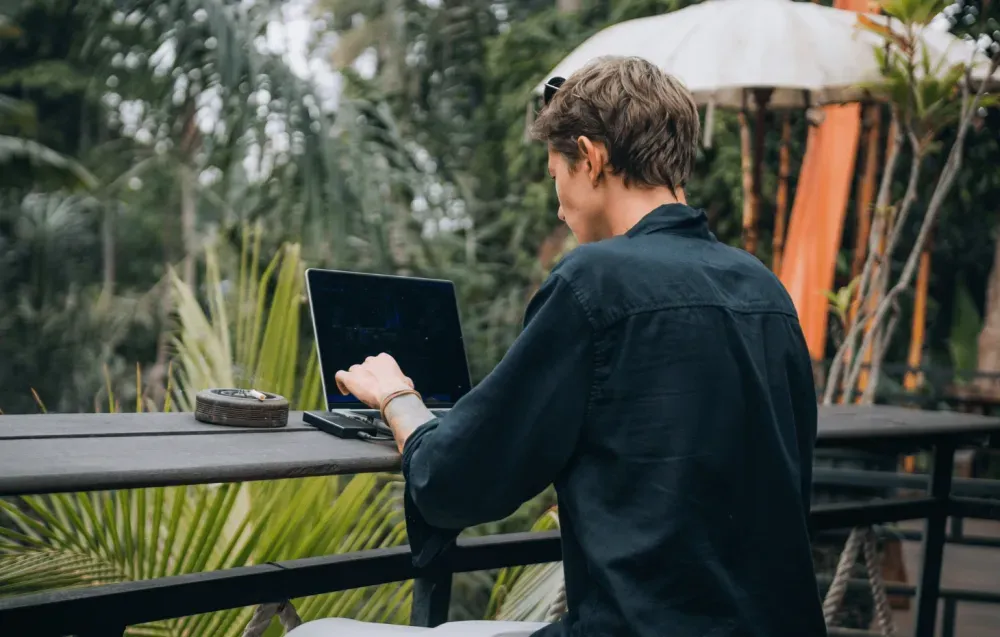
[531,56,700,243]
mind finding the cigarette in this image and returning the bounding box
[248,389,267,401]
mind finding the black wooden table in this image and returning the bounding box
[1,405,1000,637]
[0,411,400,496]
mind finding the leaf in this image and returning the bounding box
[1,237,406,634]
[0,135,98,190]
[488,508,562,622]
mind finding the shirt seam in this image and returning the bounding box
[550,271,600,330]
[593,302,798,332]
[548,271,599,450]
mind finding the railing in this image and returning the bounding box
[813,469,1000,637]
[2,409,1000,637]
[1,464,999,635]
[815,361,1000,417]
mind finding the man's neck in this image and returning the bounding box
[605,187,687,237]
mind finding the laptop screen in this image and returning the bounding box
[306,269,472,409]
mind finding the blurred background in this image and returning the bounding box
[0,0,997,415]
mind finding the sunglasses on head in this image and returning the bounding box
[543,76,566,106]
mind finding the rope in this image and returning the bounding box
[823,527,897,637]
[823,527,865,625]
[544,579,568,623]
[242,601,303,637]
[862,528,897,637]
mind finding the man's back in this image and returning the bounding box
[539,204,825,637]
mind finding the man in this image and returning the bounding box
[290,56,826,637]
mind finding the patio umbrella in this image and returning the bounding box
[531,0,995,110]
[529,0,996,256]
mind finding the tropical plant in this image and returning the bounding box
[169,224,322,411]
[486,507,563,622]
[0,233,414,636]
[823,0,1000,404]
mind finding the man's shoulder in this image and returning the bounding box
[549,233,798,322]
[550,237,628,278]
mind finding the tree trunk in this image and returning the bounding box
[178,100,201,289]
[180,164,197,288]
[556,0,581,11]
[976,230,1000,394]
[101,203,116,300]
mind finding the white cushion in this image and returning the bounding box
[287,618,425,636]
[286,618,548,637]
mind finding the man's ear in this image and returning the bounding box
[577,136,606,186]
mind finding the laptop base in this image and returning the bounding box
[303,410,392,440]
[304,408,451,441]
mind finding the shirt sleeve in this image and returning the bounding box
[401,272,593,531]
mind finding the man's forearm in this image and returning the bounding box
[383,393,436,453]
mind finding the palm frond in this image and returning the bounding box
[487,508,563,622]
[0,135,98,190]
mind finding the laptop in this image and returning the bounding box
[303,268,473,440]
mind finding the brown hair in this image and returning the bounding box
[531,56,700,192]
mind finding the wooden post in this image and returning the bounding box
[744,88,773,256]
[772,115,792,274]
[850,105,882,297]
[739,91,754,255]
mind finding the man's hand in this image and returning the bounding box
[334,353,415,409]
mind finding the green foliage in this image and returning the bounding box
[3,0,1000,626]
[825,277,861,330]
[0,475,411,636]
[170,226,322,411]
[880,0,950,25]
[486,507,562,622]
[949,277,981,372]
[860,5,973,151]
[0,237,412,635]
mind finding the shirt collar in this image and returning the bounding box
[625,204,715,241]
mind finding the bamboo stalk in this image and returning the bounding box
[772,115,791,274]
[855,211,893,401]
[850,105,882,300]
[846,113,892,399]
[903,230,933,392]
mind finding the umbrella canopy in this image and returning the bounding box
[532,0,996,109]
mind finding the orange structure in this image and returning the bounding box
[778,0,871,362]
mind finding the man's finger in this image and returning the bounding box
[334,370,352,395]
[404,376,414,389]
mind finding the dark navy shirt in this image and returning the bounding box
[401,204,826,637]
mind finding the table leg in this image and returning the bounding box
[913,442,955,637]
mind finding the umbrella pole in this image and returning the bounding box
[772,114,792,274]
[739,92,754,254]
[746,88,773,257]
